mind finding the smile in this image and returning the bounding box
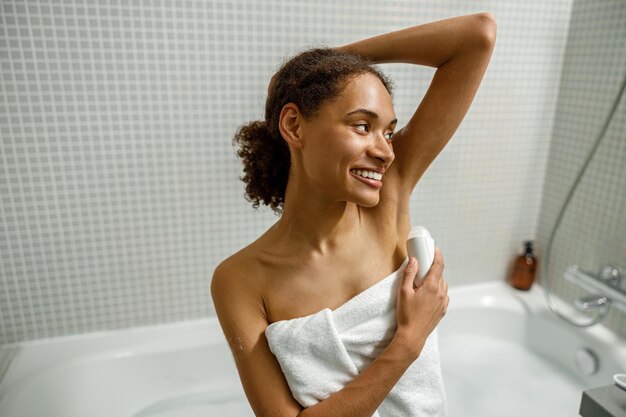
[350,169,383,181]
[350,169,383,189]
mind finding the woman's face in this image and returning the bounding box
[298,73,397,207]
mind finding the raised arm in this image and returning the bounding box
[336,12,497,198]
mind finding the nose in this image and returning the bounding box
[367,133,395,166]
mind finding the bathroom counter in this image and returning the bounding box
[579,384,626,417]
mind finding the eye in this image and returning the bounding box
[354,123,393,140]
[355,123,369,133]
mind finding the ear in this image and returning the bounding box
[278,103,304,149]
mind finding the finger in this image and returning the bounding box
[434,247,445,270]
[402,257,418,292]
[442,296,449,316]
[430,247,445,282]
[420,252,443,288]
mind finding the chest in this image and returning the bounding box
[263,248,406,324]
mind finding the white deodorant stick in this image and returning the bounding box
[406,226,435,288]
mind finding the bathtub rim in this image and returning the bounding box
[1,281,625,394]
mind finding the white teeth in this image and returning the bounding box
[351,169,382,181]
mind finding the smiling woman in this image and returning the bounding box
[289,71,397,205]
[233,49,395,215]
[212,12,496,417]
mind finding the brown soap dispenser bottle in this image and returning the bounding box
[509,240,538,291]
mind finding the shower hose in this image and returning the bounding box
[541,70,626,327]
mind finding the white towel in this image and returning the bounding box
[265,256,448,416]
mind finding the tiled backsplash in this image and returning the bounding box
[1,0,623,343]
[535,0,626,335]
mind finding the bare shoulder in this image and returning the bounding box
[210,248,303,416]
[211,248,266,314]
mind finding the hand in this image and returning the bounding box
[394,247,449,359]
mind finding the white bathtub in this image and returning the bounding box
[0,281,624,417]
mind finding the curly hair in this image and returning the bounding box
[233,47,394,215]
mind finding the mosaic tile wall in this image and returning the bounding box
[6,0,621,344]
[535,0,626,336]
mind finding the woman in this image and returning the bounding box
[212,12,497,417]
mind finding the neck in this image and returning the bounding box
[266,175,361,258]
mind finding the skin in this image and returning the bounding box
[253,72,408,323]
[212,12,497,417]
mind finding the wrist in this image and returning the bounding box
[390,333,424,362]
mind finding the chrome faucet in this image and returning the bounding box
[575,295,609,312]
[567,264,626,315]
[598,265,622,288]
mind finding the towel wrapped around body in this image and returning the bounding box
[265,255,448,416]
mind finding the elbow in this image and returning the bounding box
[474,12,497,48]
